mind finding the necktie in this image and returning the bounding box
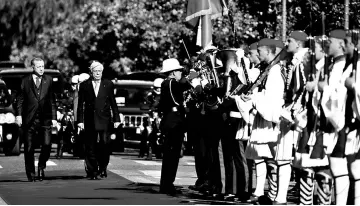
[36,77,41,88]
[94,81,100,97]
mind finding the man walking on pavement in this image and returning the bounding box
[15,57,57,182]
[77,61,120,180]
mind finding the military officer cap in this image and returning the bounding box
[289,30,308,41]
[257,38,276,47]
[272,39,284,48]
[329,29,346,40]
[249,42,258,50]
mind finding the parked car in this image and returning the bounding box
[0,66,64,155]
[0,61,26,70]
[0,79,19,156]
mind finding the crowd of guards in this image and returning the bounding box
[156,28,360,205]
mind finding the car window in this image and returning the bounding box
[114,85,152,106]
[0,84,11,107]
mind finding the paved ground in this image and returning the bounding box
[0,148,300,205]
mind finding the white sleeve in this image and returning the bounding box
[321,61,347,131]
[253,64,284,123]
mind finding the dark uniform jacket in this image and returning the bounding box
[158,77,189,133]
[16,74,56,127]
[77,78,120,131]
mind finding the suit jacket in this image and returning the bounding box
[16,74,57,127]
[77,78,120,131]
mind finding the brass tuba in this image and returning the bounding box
[216,49,238,97]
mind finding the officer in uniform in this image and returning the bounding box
[158,58,190,195]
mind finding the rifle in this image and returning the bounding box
[310,12,329,159]
[229,48,285,96]
[352,30,359,81]
[297,36,317,154]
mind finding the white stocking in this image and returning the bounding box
[275,161,291,203]
[329,156,349,205]
[349,158,360,205]
[253,159,267,197]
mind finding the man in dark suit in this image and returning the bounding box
[77,61,120,180]
[15,57,57,182]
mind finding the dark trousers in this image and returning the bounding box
[84,129,110,176]
[223,118,249,196]
[203,110,224,192]
[24,117,52,177]
[160,125,184,190]
[187,111,207,185]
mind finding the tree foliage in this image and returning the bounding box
[1,0,360,81]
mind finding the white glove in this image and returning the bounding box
[235,49,245,59]
[15,116,22,127]
[78,123,84,131]
[52,120,58,127]
[114,122,121,128]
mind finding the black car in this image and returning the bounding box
[111,72,165,152]
[0,67,64,155]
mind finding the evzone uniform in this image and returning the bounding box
[272,32,309,204]
[326,29,360,205]
[312,30,348,205]
[237,38,287,204]
[293,36,334,205]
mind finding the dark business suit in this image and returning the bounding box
[16,74,56,178]
[77,78,120,177]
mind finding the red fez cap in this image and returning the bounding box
[329,29,346,40]
[289,31,308,41]
[249,42,258,50]
[273,39,284,48]
[258,38,275,47]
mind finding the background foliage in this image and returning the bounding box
[0,0,359,81]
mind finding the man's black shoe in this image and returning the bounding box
[188,185,200,191]
[37,168,45,181]
[89,175,99,180]
[27,176,36,182]
[223,194,236,201]
[99,170,107,178]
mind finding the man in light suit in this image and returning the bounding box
[15,57,57,182]
[77,61,120,180]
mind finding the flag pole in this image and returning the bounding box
[282,0,287,42]
[344,0,350,30]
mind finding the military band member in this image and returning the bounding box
[221,43,261,201]
[158,58,189,195]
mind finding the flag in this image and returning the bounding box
[186,0,227,48]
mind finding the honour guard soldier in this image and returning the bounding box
[158,58,189,195]
[327,29,360,204]
[314,29,347,205]
[239,38,285,204]
[293,35,334,205]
